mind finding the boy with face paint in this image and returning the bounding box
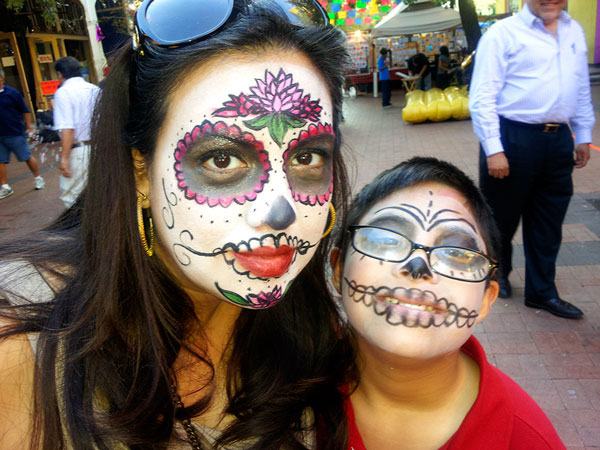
[331,158,564,450]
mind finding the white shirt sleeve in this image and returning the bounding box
[570,24,595,145]
[469,26,509,157]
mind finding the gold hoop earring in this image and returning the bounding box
[321,203,337,238]
[137,192,154,257]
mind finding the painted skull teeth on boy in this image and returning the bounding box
[151,59,334,309]
[344,278,479,328]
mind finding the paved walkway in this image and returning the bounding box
[1,88,599,448]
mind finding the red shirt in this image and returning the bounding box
[345,336,565,450]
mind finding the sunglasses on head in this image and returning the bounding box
[133,0,329,50]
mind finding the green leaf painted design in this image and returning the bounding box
[243,114,271,131]
[285,115,306,129]
[215,283,250,306]
[269,114,289,146]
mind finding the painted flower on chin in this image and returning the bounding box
[215,283,285,309]
[212,68,323,146]
[247,285,283,308]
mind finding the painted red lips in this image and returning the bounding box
[233,245,295,278]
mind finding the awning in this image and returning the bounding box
[372,0,461,38]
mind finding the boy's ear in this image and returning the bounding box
[476,280,499,323]
[329,247,343,295]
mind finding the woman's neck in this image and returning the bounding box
[175,288,243,429]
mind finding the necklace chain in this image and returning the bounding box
[170,383,204,450]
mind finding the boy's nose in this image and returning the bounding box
[397,256,433,280]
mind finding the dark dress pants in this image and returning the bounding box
[380,79,391,106]
[479,119,574,301]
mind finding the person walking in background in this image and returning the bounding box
[0,68,44,199]
[53,56,100,208]
[470,0,594,319]
[378,48,392,108]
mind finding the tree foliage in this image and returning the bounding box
[5,0,58,27]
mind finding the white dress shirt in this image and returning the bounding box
[469,4,595,156]
[53,77,101,143]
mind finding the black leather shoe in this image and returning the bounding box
[498,277,512,299]
[525,297,584,319]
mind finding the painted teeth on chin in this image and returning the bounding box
[433,298,449,326]
[373,298,388,315]
[444,303,459,327]
[258,234,277,248]
[386,306,404,325]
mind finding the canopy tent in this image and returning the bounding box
[372,0,461,38]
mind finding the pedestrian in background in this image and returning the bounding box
[53,56,100,208]
[0,68,44,199]
[378,47,392,108]
[470,0,594,319]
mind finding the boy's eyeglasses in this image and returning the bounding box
[133,0,329,49]
[349,225,498,283]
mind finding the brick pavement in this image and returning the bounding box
[1,88,600,448]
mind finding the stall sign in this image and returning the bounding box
[37,54,53,64]
[40,80,60,96]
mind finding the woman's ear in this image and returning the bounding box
[476,280,499,323]
[132,148,150,208]
[329,247,343,295]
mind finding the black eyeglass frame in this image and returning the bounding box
[348,225,498,283]
[133,0,330,50]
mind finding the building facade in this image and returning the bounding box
[0,0,107,114]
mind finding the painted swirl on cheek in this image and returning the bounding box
[173,120,270,208]
[344,278,479,328]
[283,123,334,206]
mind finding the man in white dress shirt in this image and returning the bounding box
[470,0,594,319]
[53,57,100,208]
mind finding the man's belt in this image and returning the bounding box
[72,140,91,148]
[500,117,568,133]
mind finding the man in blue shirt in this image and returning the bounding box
[0,68,44,199]
[378,48,391,108]
[470,0,594,319]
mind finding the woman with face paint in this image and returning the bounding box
[0,1,355,448]
[331,158,564,449]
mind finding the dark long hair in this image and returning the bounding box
[0,3,354,448]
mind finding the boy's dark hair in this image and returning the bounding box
[55,56,82,79]
[439,45,450,57]
[380,47,388,56]
[335,157,500,266]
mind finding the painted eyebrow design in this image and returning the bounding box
[374,205,478,233]
[433,226,481,250]
[374,205,425,229]
[367,214,415,232]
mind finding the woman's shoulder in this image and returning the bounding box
[0,318,35,448]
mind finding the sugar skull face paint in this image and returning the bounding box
[340,182,496,359]
[150,50,334,309]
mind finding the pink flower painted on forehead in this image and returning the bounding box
[213,68,323,146]
[173,120,271,208]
